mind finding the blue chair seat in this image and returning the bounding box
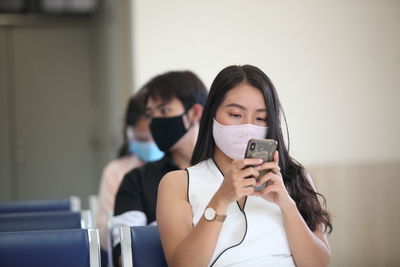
[0,229,100,267]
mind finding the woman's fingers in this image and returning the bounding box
[242,177,257,187]
[255,162,280,173]
[274,151,279,164]
[256,171,281,186]
[238,166,259,180]
[261,184,281,195]
[255,161,273,170]
[254,154,281,175]
[231,178,255,198]
[232,158,263,170]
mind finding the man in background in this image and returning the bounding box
[112,70,208,266]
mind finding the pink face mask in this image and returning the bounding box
[212,118,268,160]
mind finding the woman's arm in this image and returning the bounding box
[157,159,261,267]
[157,170,227,267]
[255,152,330,267]
[281,200,330,267]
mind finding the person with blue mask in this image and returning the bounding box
[126,126,164,162]
[111,70,208,266]
[96,90,163,254]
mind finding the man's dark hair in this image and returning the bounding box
[144,71,208,110]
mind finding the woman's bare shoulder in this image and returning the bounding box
[159,170,188,193]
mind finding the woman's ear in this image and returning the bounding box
[188,103,204,122]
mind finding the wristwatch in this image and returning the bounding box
[204,207,227,222]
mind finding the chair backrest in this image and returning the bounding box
[0,196,81,214]
[0,228,100,267]
[104,211,114,267]
[120,225,167,267]
[0,210,93,232]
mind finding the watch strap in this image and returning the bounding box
[214,214,227,222]
[204,207,227,222]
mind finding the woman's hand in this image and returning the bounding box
[253,151,296,209]
[214,158,263,206]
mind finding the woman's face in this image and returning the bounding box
[215,82,268,127]
[131,116,152,142]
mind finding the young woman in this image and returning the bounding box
[96,90,163,250]
[157,65,332,267]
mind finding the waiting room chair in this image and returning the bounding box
[0,228,100,267]
[102,211,114,267]
[0,210,92,232]
[0,196,81,214]
[120,225,167,267]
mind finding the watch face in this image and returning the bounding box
[204,207,216,221]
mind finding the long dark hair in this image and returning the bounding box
[117,90,148,158]
[191,65,332,233]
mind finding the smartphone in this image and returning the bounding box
[244,138,278,191]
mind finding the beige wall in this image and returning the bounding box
[131,1,400,266]
[131,0,400,164]
[311,162,400,266]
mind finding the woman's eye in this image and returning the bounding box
[256,117,267,121]
[229,113,241,118]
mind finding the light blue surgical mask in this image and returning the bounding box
[128,140,165,162]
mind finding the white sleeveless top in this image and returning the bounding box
[187,159,295,267]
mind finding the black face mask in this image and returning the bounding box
[149,113,190,152]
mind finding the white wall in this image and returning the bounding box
[131,0,400,165]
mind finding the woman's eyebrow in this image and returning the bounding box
[225,103,246,110]
[225,103,267,113]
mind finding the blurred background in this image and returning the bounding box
[0,0,399,266]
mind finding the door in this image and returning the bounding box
[0,23,101,203]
